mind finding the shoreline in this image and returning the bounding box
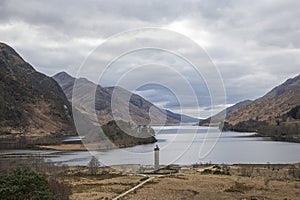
[35,144,88,151]
[0,150,299,166]
[222,130,300,143]
[35,142,152,151]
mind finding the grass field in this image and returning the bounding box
[61,164,300,200]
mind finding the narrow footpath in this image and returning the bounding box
[112,176,155,200]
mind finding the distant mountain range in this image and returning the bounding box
[163,110,200,123]
[0,42,198,150]
[0,43,165,149]
[201,74,300,142]
[199,100,253,126]
[53,72,199,125]
[0,42,75,148]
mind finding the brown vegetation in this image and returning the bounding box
[123,164,300,200]
[1,157,299,200]
[0,42,76,146]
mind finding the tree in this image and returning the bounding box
[0,168,54,200]
[287,105,300,119]
[88,156,100,175]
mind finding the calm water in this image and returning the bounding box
[1,126,300,166]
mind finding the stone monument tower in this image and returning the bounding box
[154,145,160,171]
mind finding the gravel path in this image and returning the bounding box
[112,176,155,200]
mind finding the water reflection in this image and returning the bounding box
[1,126,300,166]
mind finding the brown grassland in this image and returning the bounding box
[61,164,300,200]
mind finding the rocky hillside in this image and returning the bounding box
[226,75,300,125]
[53,72,181,125]
[199,100,252,126]
[221,74,300,142]
[0,43,75,147]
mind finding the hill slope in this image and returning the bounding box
[53,72,181,125]
[226,75,300,125]
[199,100,252,126]
[0,43,75,148]
[164,110,199,123]
[223,74,300,142]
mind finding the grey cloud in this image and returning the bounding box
[0,0,299,118]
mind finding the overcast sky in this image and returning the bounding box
[1,0,299,118]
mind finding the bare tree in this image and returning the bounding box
[88,156,100,175]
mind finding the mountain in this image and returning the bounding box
[0,43,75,148]
[226,75,300,125]
[53,72,181,125]
[164,110,199,123]
[199,100,252,126]
[220,100,253,117]
[260,75,300,100]
[223,74,300,142]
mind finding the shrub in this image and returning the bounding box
[0,168,54,200]
[224,182,253,193]
[289,167,300,179]
[48,178,71,200]
[287,105,300,119]
[88,156,100,175]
